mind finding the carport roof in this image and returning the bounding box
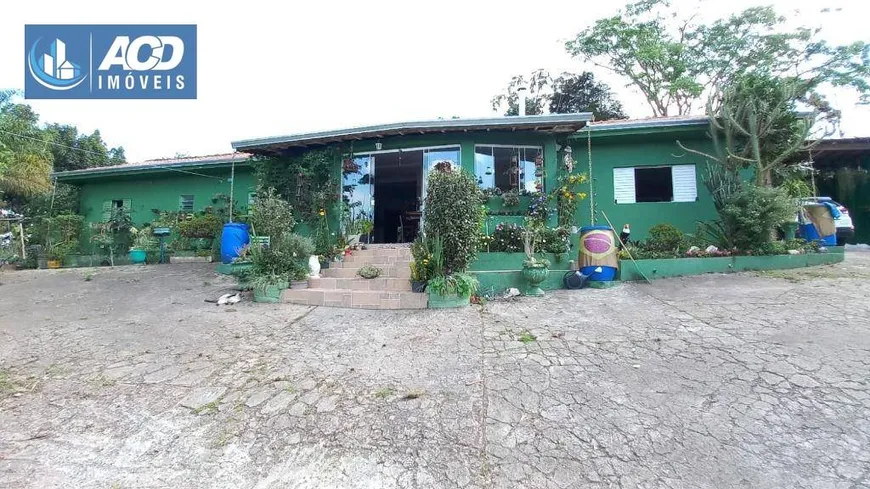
[231,113,594,154]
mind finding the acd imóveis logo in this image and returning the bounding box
[25,25,197,99]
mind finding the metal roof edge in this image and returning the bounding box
[53,156,252,180]
[587,116,709,132]
[231,113,593,150]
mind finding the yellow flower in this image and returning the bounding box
[578,192,587,199]
[318,209,326,216]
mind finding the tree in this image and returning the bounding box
[492,70,626,120]
[45,124,126,172]
[678,73,833,186]
[0,91,52,201]
[566,0,870,117]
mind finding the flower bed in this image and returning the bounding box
[619,247,845,281]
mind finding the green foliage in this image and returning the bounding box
[178,213,222,239]
[551,173,588,227]
[645,223,686,253]
[567,1,870,117]
[492,70,626,120]
[357,264,381,279]
[526,193,549,225]
[423,167,485,274]
[410,236,434,282]
[254,149,340,223]
[484,223,569,254]
[427,272,479,297]
[501,190,520,207]
[249,187,295,239]
[130,226,158,251]
[250,232,313,281]
[719,185,793,251]
[90,207,132,264]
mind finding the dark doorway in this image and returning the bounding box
[373,150,423,243]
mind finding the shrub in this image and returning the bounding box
[427,272,479,297]
[250,232,313,280]
[250,187,296,239]
[720,185,792,251]
[539,226,570,254]
[501,190,520,207]
[423,167,485,274]
[178,213,222,239]
[487,223,524,252]
[357,264,381,279]
[526,193,550,224]
[645,223,685,253]
[410,236,434,282]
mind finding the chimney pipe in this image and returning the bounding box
[517,84,527,117]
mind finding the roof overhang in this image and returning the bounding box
[231,113,593,154]
[53,155,251,182]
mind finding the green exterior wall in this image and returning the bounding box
[75,166,256,227]
[59,124,724,251]
[570,127,718,241]
[470,252,574,294]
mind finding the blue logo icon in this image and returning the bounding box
[25,25,197,100]
[28,37,87,91]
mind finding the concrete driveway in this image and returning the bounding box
[1,253,868,488]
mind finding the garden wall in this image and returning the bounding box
[470,252,573,294]
[619,248,846,281]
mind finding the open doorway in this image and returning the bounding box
[373,150,423,243]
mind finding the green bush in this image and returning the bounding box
[427,272,479,297]
[178,213,222,239]
[410,235,434,282]
[423,167,485,274]
[250,232,313,281]
[720,185,792,251]
[644,223,685,253]
[250,187,296,239]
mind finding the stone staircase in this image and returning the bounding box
[280,245,428,309]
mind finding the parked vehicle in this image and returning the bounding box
[799,197,855,245]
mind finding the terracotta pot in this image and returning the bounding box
[47,259,62,269]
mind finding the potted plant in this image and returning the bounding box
[521,226,550,296]
[129,227,156,265]
[427,273,479,308]
[421,166,486,308]
[290,267,309,289]
[409,236,431,293]
[251,272,289,303]
[46,242,70,269]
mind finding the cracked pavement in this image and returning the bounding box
[1,252,869,488]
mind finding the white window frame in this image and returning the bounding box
[613,164,697,204]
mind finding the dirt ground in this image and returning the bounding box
[1,252,869,488]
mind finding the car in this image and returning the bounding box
[800,197,855,245]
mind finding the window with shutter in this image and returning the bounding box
[101,201,113,222]
[179,195,194,212]
[671,165,697,202]
[613,167,636,204]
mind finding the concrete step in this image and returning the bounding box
[281,288,427,309]
[321,266,411,279]
[309,276,412,291]
[341,254,411,265]
[344,248,411,260]
[331,260,411,269]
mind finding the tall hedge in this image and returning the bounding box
[423,166,485,274]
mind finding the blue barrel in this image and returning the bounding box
[578,225,618,281]
[220,223,250,264]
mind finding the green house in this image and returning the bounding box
[55,114,717,248]
[229,114,716,242]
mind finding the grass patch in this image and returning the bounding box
[374,387,396,399]
[517,331,537,344]
[89,375,116,387]
[401,390,424,400]
[0,369,23,393]
[193,400,220,415]
[84,273,94,282]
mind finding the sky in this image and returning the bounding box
[1,0,868,162]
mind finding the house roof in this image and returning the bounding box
[53,152,251,180]
[588,115,709,131]
[231,113,594,154]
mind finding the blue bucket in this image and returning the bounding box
[580,265,617,281]
[220,222,250,264]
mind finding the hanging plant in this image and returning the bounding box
[550,173,589,227]
[342,158,360,173]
